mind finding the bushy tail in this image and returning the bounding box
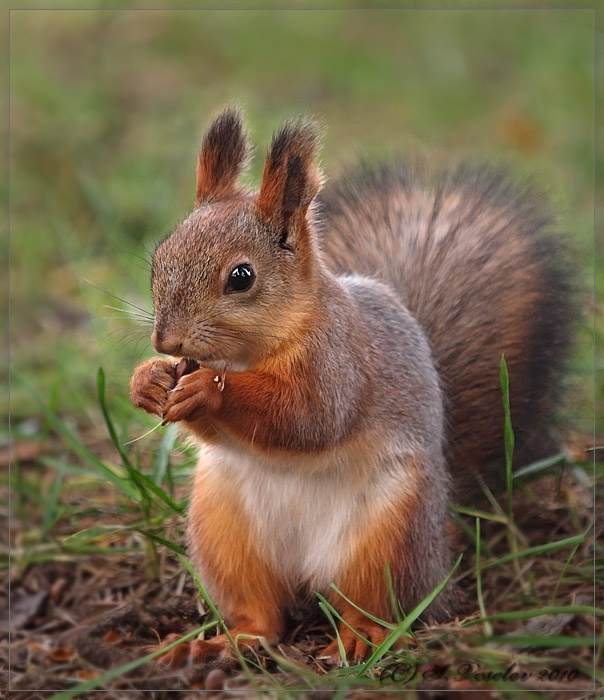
[318,159,576,500]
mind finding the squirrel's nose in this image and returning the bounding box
[152,328,183,356]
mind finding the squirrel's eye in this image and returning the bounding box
[226,263,256,294]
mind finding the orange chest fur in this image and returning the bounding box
[189,436,416,592]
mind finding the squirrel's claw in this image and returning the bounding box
[162,368,223,423]
[318,620,391,666]
[154,632,257,668]
[130,357,176,418]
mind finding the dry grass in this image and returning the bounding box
[3,411,602,699]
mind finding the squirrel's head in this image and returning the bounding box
[150,108,325,370]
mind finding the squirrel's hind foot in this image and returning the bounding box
[155,631,265,668]
[318,619,398,666]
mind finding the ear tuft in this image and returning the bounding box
[196,108,249,204]
[256,118,323,230]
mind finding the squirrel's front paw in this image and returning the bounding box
[162,368,224,423]
[130,358,180,417]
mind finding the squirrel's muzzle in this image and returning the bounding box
[151,327,183,357]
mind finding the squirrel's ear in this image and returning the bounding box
[256,119,323,237]
[196,108,248,204]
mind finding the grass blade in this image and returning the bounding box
[478,532,588,571]
[97,367,135,471]
[97,367,185,515]
[475,517,493,636]
[464,604,602,625]
[15,370,138,500]
[500,355,515,518]
[357,554,463,675]
[513,451,567,479]
[45,623,213,700]
[153,422,179,487]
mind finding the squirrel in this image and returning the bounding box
[130,108,574,664]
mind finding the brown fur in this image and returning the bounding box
[318,160,575,500]
[195,108,248,204]
[257,119,323,227]
[130,109,575,662]
[187,465,288,640]
[333,452,450,618]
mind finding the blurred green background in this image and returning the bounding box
[6,7,600,445]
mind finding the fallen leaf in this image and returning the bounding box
[48,646,76,662]
[3,590,48,631]
[0,441,41,468]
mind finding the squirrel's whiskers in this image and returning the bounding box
[124,419,165,446]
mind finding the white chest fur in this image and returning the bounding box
[195,436,413,593]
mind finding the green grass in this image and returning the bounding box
[6,352,601,697]
[5,6,602,699]
[7,7,598,423]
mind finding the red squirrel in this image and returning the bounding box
[130,108,574,663]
